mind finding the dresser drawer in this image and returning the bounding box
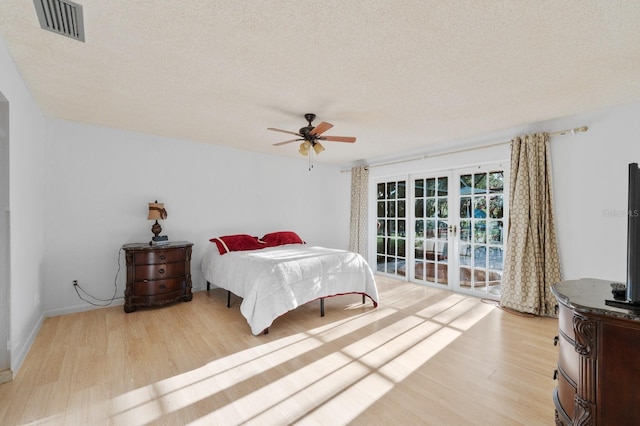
[134,277,185,296]
[134,248,187,265]
[134,262,186,281]
[557,367,576,421]
[558,335,579,384]
[558,304,575,342]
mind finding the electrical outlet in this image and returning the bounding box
[33,291,39,307]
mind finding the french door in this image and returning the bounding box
[455,168,507,298]
[374,164,507,300]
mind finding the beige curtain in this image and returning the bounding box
[501,133,562,316]
[349,166,368,255]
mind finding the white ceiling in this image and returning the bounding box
[1,1,640,166]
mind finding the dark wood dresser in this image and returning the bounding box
[122,241,193,313]
[551,278,640,425]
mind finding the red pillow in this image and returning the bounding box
[210,234,267,255]
[261,231,305,247]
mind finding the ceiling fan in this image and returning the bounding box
[268,113,356,157]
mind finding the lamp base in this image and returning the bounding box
[150,235,169,246]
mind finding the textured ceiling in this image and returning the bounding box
[1,1,640,166]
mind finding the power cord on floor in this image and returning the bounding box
[73,247,124,306]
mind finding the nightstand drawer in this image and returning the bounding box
[134,262,185,281]
[134,248,187,265]
[134,277,184,296]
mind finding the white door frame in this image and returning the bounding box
[0,93,11,382]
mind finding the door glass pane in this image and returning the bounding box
[460,174,472,195]
[426,178,436,197]
[438,198,448,218]
[415,179,424,197]
[415,261,425,280]
[415,239,424,259]
[474,173,487,194]
[489,171,504,193]
[460,197,472,218]
[460,220,471,241]
[388,201,396,217]
[387,182,396,199]
[415,219,424,237]
[474,221,486,243]
[398,239,406,257]
[398,181,406,198]
[488,221,503,244]
[387,220,396,236]
[426,199,436,217]
[398,200,406,217]
[489,195,503,218]
[459,243,472,266]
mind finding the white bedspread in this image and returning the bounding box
[201,244,378,335]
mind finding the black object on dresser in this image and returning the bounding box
[122,241,193,313]
[551,278,640,425]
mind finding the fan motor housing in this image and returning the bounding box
[299,126,314,136]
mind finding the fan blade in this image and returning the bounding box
[318,136,356,143]
[273,138,303,146]
[267,127,302,137]
[310,121,333,136]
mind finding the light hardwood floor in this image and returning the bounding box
[0,277,559,425]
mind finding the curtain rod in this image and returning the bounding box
[341,125,589,172]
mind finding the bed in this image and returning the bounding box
[201,232,379,335]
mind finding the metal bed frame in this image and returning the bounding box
[206,281,366,335]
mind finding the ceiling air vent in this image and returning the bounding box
[33,0,85,42]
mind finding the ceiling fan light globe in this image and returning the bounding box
[299,142,310,156]
[313,142,325,154]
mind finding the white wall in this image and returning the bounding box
[551,103,640,282]
[42,118,351,315]
[0,33,46,374]
[368,102,640,285]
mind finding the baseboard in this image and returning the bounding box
[0,368,13,384]
[45,298,124,318]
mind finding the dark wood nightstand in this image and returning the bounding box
[122,241,193,313]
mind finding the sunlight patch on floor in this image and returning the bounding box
[107,288,495,425]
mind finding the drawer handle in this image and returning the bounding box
[158,268,165,274]
[553,369,558,380]
[159,255,166,261]
[553,335,559,346]
[159,283,166,290]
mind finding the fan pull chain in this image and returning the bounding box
[308,150,314,171]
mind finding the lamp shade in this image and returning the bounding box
[313,142,325,154]
[148,201,167,220]
[299,141,311,156]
